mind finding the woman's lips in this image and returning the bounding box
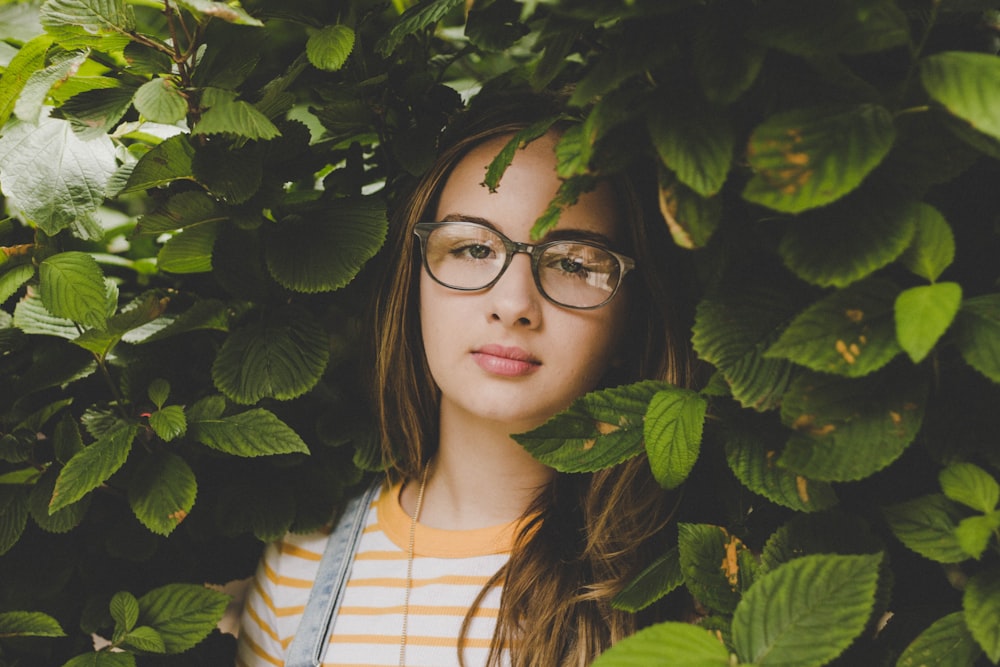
[472,345,541,377]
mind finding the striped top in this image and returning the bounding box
[236,482,518,667]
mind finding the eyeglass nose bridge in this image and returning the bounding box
[490,236,550,292]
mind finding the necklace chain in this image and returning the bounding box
[399,463,430,667]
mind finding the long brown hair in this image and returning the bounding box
[368,94,697,665]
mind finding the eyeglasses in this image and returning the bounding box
[413,221,635,310]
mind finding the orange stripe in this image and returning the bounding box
[354,550,406,561]
[279,541,323,561]
[245,601,281,644]
[253,578,276,612]
[337,604,498,618]
[330,633,493,649]
[265,560,315,589]
[348,574,495,588]
[241,632,284,666]
[275,604,307,617]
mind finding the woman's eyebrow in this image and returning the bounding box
[438,213,615,246]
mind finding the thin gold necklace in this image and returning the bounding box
[399,463,430,667]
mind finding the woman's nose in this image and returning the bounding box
[487,253,542,328]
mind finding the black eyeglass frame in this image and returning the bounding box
[413,221,637,310]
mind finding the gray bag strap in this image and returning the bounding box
[284,478,382,667]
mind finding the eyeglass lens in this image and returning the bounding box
[421,223,624,309]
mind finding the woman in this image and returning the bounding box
[237,96,696,667]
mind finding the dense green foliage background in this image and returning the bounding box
[0,0,998,665]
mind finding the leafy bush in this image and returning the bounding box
[0,0,998,665]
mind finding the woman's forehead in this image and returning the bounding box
[434,131,622,241]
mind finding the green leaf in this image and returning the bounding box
[883,494,968,564]
[965,567,1000,662]
[137,583,229,653]
[0,611,66,638]
[743,104,896,214]
[59,84,138,137]
[483,117,562,192]
[39,252,111,330]
[591,621,732,666]
[120,134,196,194]
[779,371,926,481]
[955,513,1000,560]
[953,294,1000,384]
[123,41,172,76]
[193,94,280,140]
[466,0,528,52]
[157,223,218,274]
[62,652,136,667]
[569,31,671,108]
[940,462,1000,513]
[0,34,54,128]
[134,298,230,343]
[189,408,309,457]
[73,292,170,357]
[39,0,134,52]
[746,0,909,55]
[14,50,89,124]
[110,591,139,635]
[725,426,838,513]
[187,394,226,422]
[264,198,388,292]
[513,381,665,473]
[212,305,330,404]
[731,553,882,666]
[50,421,138,513]
[692,271,813,411]
[897,611,984,667]
[40,0,135,33]
[54,412,85,464]
[644,387,706,490]
[0,116,116,239]
[175,0,263,26]
[648,98,734,197]
[28,468,90,533]
[921,52,1000,142]
[766,277,902,377]
[147,379,170,409]
[898,205,956,282]
[760,512,885,574]
[148,405,187,442]
[127,449,196,536]
[191,142,262,204]
[377,0,463,56]
[0,263,36,305]
[133,77,187,124]
[137,191,225,235]
[0,487,29,555]
[693,5,765,104]
[120,625,166,653]
[656,169,722,250]
[778,196,918,289]
[895,282,962,364]
[554,123,590,179]
[13,288,80,340]
[306,24,355,71]
[678,523,752,614]
[611,547,683,613]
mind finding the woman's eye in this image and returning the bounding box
[450,243,494,260]
[468,244,492,259]
[558,257,585,274]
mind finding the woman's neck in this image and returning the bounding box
[399,409,554,531]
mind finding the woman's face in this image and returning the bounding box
[418,130,630,435]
